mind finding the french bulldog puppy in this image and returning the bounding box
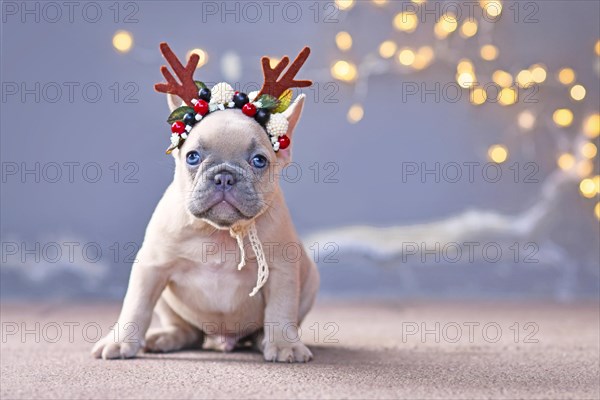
[91,93,319,363]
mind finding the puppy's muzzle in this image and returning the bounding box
[213,172,235,191]
[205,163,248,189]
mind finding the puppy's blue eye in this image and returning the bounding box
[186,151,201,166]
[251,155,268,169]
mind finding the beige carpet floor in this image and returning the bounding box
[1,300,598,399]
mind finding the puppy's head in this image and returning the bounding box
[168,94,305,229]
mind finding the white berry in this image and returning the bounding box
[266,113,289,138]
[210,82,235,104]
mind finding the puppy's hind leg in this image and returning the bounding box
[144,297,203,353]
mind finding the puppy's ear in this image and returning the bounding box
[167,94,185,113]
[277,94,306,163]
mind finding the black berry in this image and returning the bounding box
[183,113,195,126]
[255,109,270,125]
[198,88,211,102]
[233,92,249,108]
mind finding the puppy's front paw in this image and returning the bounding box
[263,341,313,363]
[91,335,142,360]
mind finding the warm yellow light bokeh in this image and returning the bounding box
[498,87,517,106]
[471,87,487,105]
[331,60,358,82]
[335,0,355,10]
[371,0,388,5]
[570,84,586,101]
[379,41,397,59]
[460,20,478,38]
[516,70,534,87]
[492,70,513,87]
[530,65,547,83]
[335,31,353,51]
[268,57,281,68]
[457,59,474,73]
[583,114,600,138]
[518,110,535,131]
[434,13,458,39]
[592,176,600,191]
[581,142,598,159]
[186,48,208,68]
[412,46,435,70]
[398,48,416,66]
[557,68,576,85]
[488,144,508,163]
[557,153,575,171]
[347,104,364,123]
[394,12,418,32]
[480,0,503,17]
[579,178,597,198]
[552,109,574,127]
[457,72,476,88]
[595,202,600,220]
[480,45,498,61]
[595,40,600,56]
[577,160,594,177]
[112,30,133,53]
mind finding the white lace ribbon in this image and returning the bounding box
[230,221,269,297]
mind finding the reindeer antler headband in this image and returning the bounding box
[155,42,312,154]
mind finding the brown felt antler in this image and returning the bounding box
[154,42,199,107]
[257,47,312,99]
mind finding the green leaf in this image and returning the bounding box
[195,81,207,90]
[273,89,292,113]
[257,94,280,111]
[167,106,194,124]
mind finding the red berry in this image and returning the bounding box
[194,99,209,116]
[278,135,290,150]
[242,103,257,117]
[171,121,185,134]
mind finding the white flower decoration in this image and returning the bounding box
[210,82,235,104]
[248,91,259,101]
[170,134,180,146]
[265,113,289,138]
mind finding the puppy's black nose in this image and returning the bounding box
[214,172,235,190]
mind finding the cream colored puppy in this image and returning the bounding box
[92,94,319,363]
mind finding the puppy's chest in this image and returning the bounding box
[170,257,256,290]
[168,257,259,316]
[169,234,258,301]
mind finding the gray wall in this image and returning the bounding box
[1,1,599,300]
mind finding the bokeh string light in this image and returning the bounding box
[186,48,209,69]
[112,30,133,53]
[326,1,600,219]
[111,4,599,220]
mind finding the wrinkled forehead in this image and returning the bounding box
[180,109,271,157]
